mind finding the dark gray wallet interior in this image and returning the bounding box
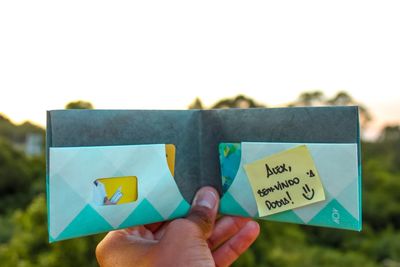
[47,106,359,203]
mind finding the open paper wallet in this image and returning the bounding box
[46,106,362,242]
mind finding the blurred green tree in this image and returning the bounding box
[188,97,204,109]
[188,94,265,109]
[65,101,94,109]
[289,91,372,127]
[0,138,45,214]
[0,114,44,145]
[211,94,265,109]
[0,195,102,267]
[379,125,400,142]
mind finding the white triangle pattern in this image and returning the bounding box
[49,144,185,233]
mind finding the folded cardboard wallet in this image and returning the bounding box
[47,106,362,242]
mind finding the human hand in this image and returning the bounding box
[96,186,260,267]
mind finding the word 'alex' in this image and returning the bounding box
[265,163,292,178]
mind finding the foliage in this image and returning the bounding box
[65,101,94,109]
[0,195,103,267]
[0,138,45,214]
[188,98,204,109]
[189,94,265,109]
[289,90,372,127]
[0,114,44,145]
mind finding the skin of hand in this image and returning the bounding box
[96,186,260,267]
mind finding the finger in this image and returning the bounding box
[96,229,157,267]
[185,186,219,239]
[153,220,173,240]
[124,226,142,235]
[207,216,251,250]
[212,220,260,267]
[125,226,155,240]
[145,222,164,233]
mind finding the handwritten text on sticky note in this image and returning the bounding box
[244,145,325,217]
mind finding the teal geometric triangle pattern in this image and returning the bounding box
[335,178,360,221]
[49,173,88,239]
[264,210,304,224]
[308,199,361,231]
[168,199,190,219]
[49,235,56,243]
[220,191,250,217]
[119,199,164,229]
[55,204,113,242]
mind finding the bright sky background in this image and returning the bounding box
[1,0,399,139]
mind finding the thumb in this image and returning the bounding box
[185,186,219,239]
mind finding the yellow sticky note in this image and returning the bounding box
[244,145,325,217]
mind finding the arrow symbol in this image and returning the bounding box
[306,170,315,177]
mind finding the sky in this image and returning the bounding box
[0,0,399,139]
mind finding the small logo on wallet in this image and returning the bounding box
[332,208,340,224]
